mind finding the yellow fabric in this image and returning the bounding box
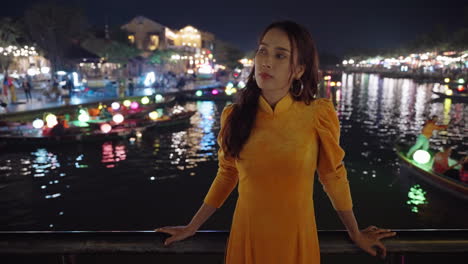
[204,92,353,264]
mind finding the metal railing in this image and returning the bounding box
[1,229,467,263]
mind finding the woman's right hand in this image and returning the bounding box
[155,225,197,246]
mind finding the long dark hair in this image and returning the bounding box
[221,20,321,159]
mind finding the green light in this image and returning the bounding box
[407,184,427,214]
[155,94,163,102]
[195,90,203,97]
[226,82,234,89]
[458,78,465,84]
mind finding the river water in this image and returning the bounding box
[0,72,466,231]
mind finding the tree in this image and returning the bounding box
[148,49,178,65]
[0,17,29,73]
[213,39,245,70]
[24,1,88,73]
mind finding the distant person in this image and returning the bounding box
[22,78,33,102]
[1,74,9,104]
[127,77,135,96]
[50,118,66,137]
[65,75,74,98]
[432,145,467,179]
[406,115,451,158]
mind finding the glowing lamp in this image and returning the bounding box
[111,102,120,110]
[136,131,142,138]
[324,75,331,81]
[413,150,431,164]
[195,90,203,97]
[337,82,342,87]
[123,100,131,107]
[458,85,465,92]
[232,88,237,94]
[141,96,150,105]
[32,119,44,129]
[212,89,219,95]
[226,82,234,89]
[225,89,233,96]
[330,82,336,87]
[112,114,124,124]
[458,78,465,84]
[149,111,159,120]
[445,89,453,96]
[130,102,139,110]
[238,81,246,89]
[444,78,450,83]
[45,114,57,128]
[100,123,112,133]
[155,94,163,102]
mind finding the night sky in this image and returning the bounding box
[1,0,467,57]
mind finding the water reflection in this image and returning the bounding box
[407,184,428,213]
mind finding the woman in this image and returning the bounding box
[156,21,396,263]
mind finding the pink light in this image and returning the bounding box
[100,123,112,133]
[130,102,139,110]
[212,89,219,95]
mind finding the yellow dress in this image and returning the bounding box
[204,92,353,264]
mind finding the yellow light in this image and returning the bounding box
[445,89,453,96]
[123,100,131,107]
[149,111,159,120]
[444,78,450,83]
[141,96,150,105]
[324,75,331,81]
[330,82,336,87]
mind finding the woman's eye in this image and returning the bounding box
[276,54,286,59]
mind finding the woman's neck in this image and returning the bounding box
[261,89,289,110]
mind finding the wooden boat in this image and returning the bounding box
[395,143,468,200]
[432,90,468,102]
[85,110,196,131]
[0,125,141,145]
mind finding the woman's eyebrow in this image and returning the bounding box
[260,42,291,53]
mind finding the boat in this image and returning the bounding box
[85,110,196,131]
[395,143,468,200]
[432,90,468,102]
[0,124,142,145]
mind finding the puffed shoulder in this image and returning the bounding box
[310,98,339,134]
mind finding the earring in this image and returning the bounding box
[290,79,304,97]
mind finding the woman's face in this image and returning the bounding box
[254,28,303,93]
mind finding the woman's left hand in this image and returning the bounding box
[349,225,397,259]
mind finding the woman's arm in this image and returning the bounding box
[187,202,217,232]
[336,209,396,259]
[155,202,217,246]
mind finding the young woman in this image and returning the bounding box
[156,20,396,263]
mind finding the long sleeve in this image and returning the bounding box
[203,105,239,208]
[315,99,353,211]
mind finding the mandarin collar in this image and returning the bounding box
[258,91,294,115]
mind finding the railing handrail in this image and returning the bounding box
[1,229,467,254]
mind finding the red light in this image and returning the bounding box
[458,85,465,92]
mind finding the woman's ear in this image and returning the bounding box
[294,64,305,80]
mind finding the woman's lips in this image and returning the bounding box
[259,73,273,80]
